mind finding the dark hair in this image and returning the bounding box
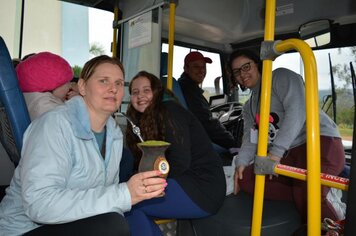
[80,55,125,82]
[126,71,168,168]
[12,58,21,68]
[21,53,36,61]
[227,49,262,90]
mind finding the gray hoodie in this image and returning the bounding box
[235,68,340,168]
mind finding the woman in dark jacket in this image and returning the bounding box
[125,71,226,236]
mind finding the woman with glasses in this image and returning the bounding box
[228,49,345,222]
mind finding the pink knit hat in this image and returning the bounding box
[16,52,74,92]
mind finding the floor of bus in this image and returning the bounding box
[159,221,177,236]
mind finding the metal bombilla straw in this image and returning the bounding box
[118,113,170,181]
[119,113,144,142]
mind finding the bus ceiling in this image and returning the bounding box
[59,0,356,52]
[59,0,118,12]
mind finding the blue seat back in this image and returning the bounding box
[161,76,188,109]
[0,36,31,165]
[160,52,188,109]
[160,52,168,78]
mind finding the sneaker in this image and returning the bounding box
[326,188,346,220]
[223,155,238,195]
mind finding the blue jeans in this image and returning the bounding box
[125,178,209,236]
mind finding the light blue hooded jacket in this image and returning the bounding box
[0,96,131,236]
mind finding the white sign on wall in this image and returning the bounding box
[128,11,152,49]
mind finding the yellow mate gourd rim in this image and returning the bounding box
[137,140,170,147]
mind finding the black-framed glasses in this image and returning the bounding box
[232,61,253,77]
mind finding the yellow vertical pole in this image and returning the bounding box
[250,0,275,235]
[276,39,321,236]
[112,6,119,58]
[166,2,176,91]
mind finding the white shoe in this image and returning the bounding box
[326,188,346,220]
[223,155,238,195]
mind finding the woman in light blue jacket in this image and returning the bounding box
[0,55,167,236]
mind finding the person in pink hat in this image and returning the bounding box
[16,52,79,120]
[178,51,240,155]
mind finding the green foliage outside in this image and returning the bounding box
[70,42,106,79]
[322,91,354,140]
[327,46,356,140]
[338,125,354,140]
[72,65,82,78]
[90,42,106,56]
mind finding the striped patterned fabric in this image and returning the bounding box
[0,106,20,165]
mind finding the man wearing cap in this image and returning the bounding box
[178,51,239,152]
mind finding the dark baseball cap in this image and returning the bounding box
[184,51,212,65]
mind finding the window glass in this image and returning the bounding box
[0,0,22,59]
[273,47,355,141]
[0,0,113,70]
[161,43,222,101]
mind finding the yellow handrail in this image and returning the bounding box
[252,1,321,235]
[275,164,348,191]
[250,0,276,235]
[166,2,176,91]
[275,39,321,236]
[112,6,119,58]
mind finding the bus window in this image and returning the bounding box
[0,0,114,188]
[0,0,113,69]
[273,47,355,143]
[161,43,222,102]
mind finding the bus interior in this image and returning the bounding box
[1,0,356,235]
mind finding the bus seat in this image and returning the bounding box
[0,36,31,166]
[160,52,168,78]
[0,36,31,201]
[160,52,188,109]
[177,191,301,236]
[161,76,188,109]
[340,164,350,178]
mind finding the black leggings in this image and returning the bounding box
[24,212,130,236]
